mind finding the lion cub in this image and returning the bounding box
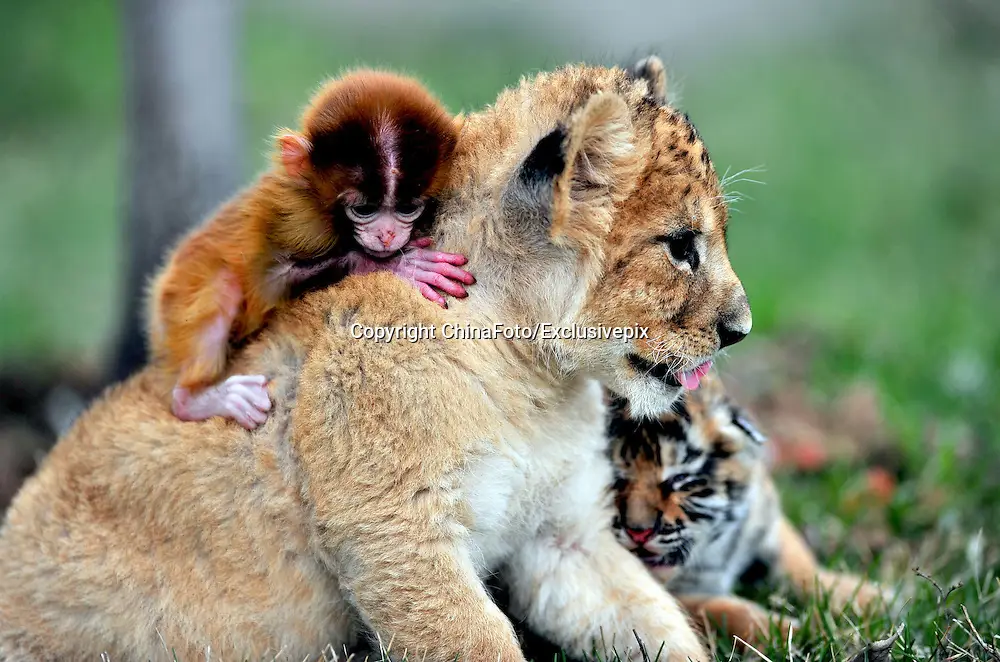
[609,372,890,644]
[0,56,755,662]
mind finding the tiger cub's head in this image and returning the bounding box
[608,372,768,567]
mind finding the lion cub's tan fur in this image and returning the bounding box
[0,58,751,662]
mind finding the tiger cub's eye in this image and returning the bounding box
[732,409,766,444]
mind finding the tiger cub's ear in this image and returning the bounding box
[628,55,668,106]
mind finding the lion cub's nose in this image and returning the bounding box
[717,321,748,349]
[718,289,752,349]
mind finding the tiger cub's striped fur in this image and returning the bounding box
[608,372,888,643]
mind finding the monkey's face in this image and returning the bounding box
[303,137,442,258]
[343,194,426,257]
[295,71,458,259]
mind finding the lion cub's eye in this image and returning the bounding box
[661,229,700,271]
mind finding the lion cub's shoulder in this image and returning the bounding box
[286,272,456,379]
[286,274,501,471]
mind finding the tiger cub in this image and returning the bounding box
[607,372,888,643]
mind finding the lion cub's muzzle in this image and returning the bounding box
[626,354,684,388]
[716,290,752,349]
[627,286,751,390]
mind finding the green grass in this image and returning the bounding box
[0,1,997,659]
[727,474,1000,660]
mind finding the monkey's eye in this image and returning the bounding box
[661,229,701,271]
[346,204,379,222]
[395,200,425,221]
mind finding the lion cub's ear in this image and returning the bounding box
[628,55,668,106]
[505,92,641,251]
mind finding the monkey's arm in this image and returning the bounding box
[148,253,241,389]
[147,230,273,429]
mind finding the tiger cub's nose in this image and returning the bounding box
[625,527,655,545]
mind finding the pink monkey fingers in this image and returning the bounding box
[405,238,471,267]
[404,248,474,274]
[409,266,469,298]
[416,283,448,308]
[405,259,475,291]
[396,239,476,308]
[172,374,272,430]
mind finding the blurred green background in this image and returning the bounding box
[2,0,997,417]
[0,0,997,656]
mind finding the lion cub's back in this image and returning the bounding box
[0,369,352,661]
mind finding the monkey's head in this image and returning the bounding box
[275,70,459,258]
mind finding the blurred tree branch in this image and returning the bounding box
[110,0,243,382]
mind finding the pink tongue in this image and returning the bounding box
[677,371,701,389]
[675,360,713,391]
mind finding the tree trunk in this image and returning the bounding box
[110,0,243,383]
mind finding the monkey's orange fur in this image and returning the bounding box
[146,70,460,393]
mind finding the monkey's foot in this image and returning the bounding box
[391,238,476,308]
[172,375,272,430]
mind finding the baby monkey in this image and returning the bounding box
[147,70,471,429]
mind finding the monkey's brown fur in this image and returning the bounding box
[147,70,459,392]
[0,58,752,662]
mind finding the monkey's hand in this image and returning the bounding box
[172,375,272,430]
[350,238,475,308]
[395,237,475,308]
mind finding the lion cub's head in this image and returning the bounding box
[442,56,751,417]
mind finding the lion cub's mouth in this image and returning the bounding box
[627,355,713,390]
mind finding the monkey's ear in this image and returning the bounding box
[276,131,312,179]
[505,92,641,250]
[627,55,667,106]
